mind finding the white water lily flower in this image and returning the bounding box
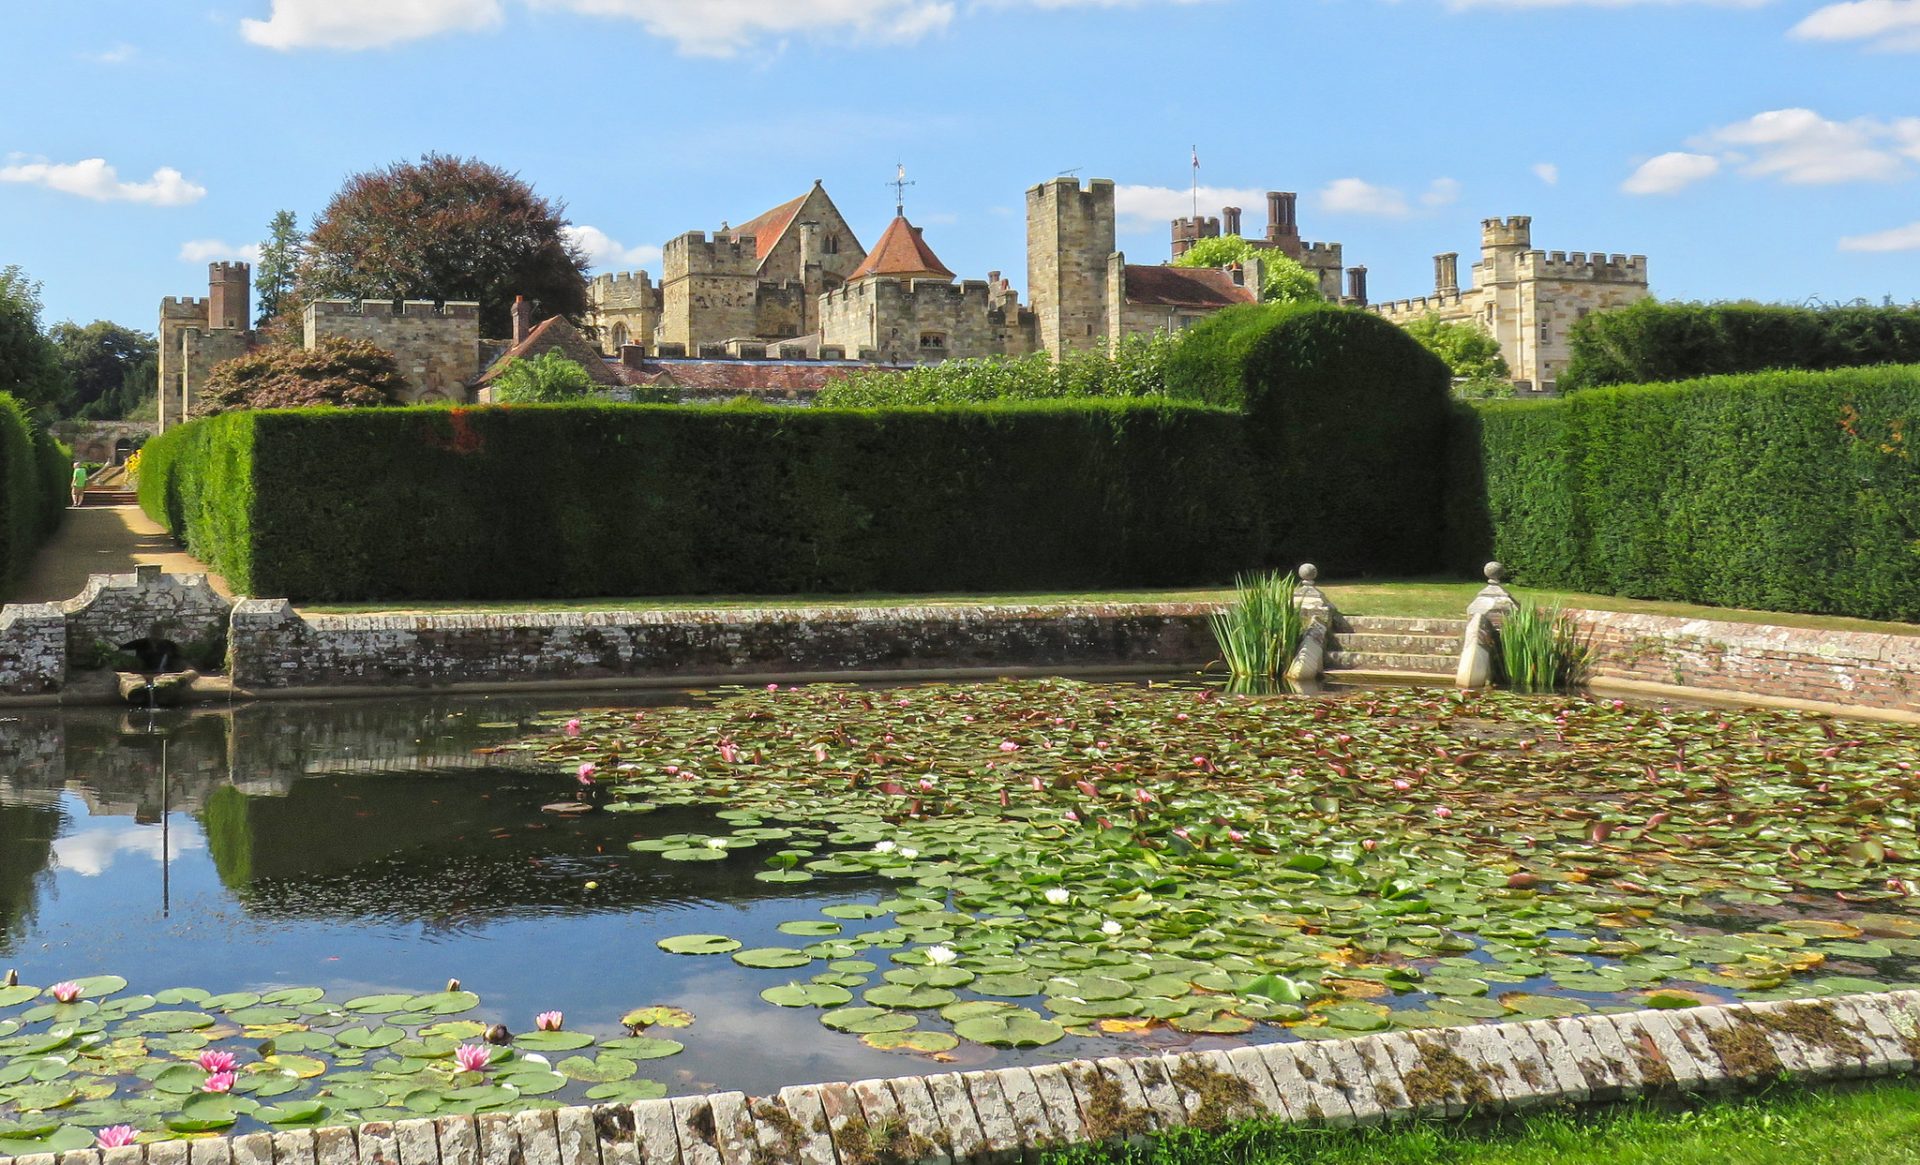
[1101,920,1123,936]
[898,847,919,860]
[1044,888,1070,906]
[872,841,897,854]
[925,945,958,966]
[704,838,728,850]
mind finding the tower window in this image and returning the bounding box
[823,236,839,254]
[919,332,947,350]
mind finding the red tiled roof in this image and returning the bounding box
[1122,265,1257,310]
[476,316,621,386]
[728,193,809,263]
[848,217,955,282]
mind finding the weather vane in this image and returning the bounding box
[890,163,915,218]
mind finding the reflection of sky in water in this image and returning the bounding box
[51,815,203,876]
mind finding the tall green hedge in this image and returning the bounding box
[1456,365,1920,622]
[1168,303,1456,575]
[0,391,69,591]
[141,306,1454,602]
[1562,300,1920,390]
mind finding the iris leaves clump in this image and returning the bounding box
[1498,601,1593,693]
[1209,571,1303,684]
[536,680,1920,1058]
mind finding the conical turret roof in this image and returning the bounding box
[847,216,955,282]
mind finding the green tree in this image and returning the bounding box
[255,209,306,334]
[300,154,589,337]
[491,351,598,403]
[1173,236,1322,304]
[48,320,157,420]
[0,267,68,416]
[194,338,408,415]
[1401,313,1510,393]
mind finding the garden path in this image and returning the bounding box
[8,505,229,605]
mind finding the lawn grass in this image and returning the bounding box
[1042,1078,1920,1165]
[302,578,1920,638]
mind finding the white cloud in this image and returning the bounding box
[84,43,138,64]
[1112,184,1268,233]
[1420,177,1463,207]
[180,239,265,264]
[1839,220,1920,251]
[563,225,663,270]
[0,156,206,206]
[1441,0,1767,6]
[52,826,202,877]
[1533,162,1560,184]
[1621,151,1721,194]
[1793,0,1920,51]
[1702,107,1910,184]
[242,0,504,50]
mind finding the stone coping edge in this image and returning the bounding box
[5,992,1916,1165]
[291,602,1227,631]
[1588,676,1920,727]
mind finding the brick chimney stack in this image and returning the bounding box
[1435,253,1460,297]
[511,295,533,344]
[1346,266,1368,306]
[1222,206,1242,237]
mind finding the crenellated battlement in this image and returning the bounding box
[1027,176,1116,213]
[1369,292,1468,320]
[209,261,249,281]
[591,270,658,310]
[305,299,480,320]
[821,277,1007,312]
[1482,216,1533,248]
[1519,250,1648,284]
[161,297,209,318]
[664,232,759,279]
[1298,241,1343,265]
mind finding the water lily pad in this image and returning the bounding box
[862,984,956,1010]
[951,1011,1065,1047]
[860,1030,958,1053]
[821,1008,918,1035]
[620,1006,694,1029]
[732,948,813,970]
[511,1030,594,1052]
[656,935,741,956]
[762,983,855,1008]
[404,991,481,1015]
[343,994,415,1014]
[556,1055,639,1083]
[599,1036,684,1060]
[337,1025,406,1049]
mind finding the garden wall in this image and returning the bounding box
[1456,364,1920,624]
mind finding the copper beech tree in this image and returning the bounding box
[298,154,590,338]
[194,338,408,415]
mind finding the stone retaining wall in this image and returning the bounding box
[1574,609,1919,714]
[4,993,1915,1165]
[227,602,1218,691]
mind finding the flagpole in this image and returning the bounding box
[1191,145,1199,220]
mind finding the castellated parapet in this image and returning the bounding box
[302,299,481,402]
[1482,216,1534,248]
[1519,251,1648,283]
[661,231,762,349]
[590,271,661,353]
[819,277,1037,365]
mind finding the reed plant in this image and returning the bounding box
[1210,570,1303,684]
[1498,600,1592,693]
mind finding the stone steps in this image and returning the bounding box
[1335,631,1463,655]
[1324,615,1465,679]
[1326,650,1459,674]
[80,490,138,506]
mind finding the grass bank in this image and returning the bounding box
[301,579,1920,639]
[1043,1078,1920,1165]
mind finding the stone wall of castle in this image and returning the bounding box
[660,233,762,349]
[1027,178,1115,354]
[303,300,482,402]
[589,271,660,353]
[819,278,1037,364]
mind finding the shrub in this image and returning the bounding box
[0,391,69,588]
[490,351,599,403]
[195,338,409,415]
[1168,302,1456,575]
[1453,364,1920,622]
[1561,300,1920,390]
[1173,236,1321,304]
[1400,314,1510,382]
[816,334,1176,407]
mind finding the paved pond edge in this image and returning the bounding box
[6,991,1917,1165]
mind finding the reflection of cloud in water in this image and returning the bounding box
[52,824,203,876]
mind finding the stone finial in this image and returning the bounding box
[1467,561,1518,619]
[1295,563,1331,616]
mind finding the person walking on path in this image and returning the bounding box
[70,461,89,507]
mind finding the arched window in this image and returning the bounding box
[610,322,630,350]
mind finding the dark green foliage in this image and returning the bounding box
[1455,365,1920,622]
[48,319,158,420]
[817,334,1176,407]
[1170,303,1455,575]
[141,401,1265,601]
[1562,300,1920,390]
[0,391,70,588]
[0,266,68,416]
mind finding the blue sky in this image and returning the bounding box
[3,0,1918,331]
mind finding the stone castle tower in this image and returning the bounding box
[158,263,258,430]
[1371,215,1649,390]
[1026,178,1116,354]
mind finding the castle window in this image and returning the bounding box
[823,236,839,255]
[919,332,947,350]
[1538,322,1551,344]
[611,323,630,349]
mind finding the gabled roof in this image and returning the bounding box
[1122,265,1258,310]
[728,193,809,263]
[847,217,956,282]
[476,316,622,386]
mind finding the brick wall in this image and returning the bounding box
[1577,609,1919,713]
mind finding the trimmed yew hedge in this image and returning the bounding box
[141,306,1456,602]
[1562,300,1920,390]
[0,392,69,591]
[1456,364,1920,622]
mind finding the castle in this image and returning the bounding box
[1370,217,1650,391]
[156,264,483,428]
[585,177,1352,364]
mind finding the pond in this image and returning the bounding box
[2,680,1918,1151]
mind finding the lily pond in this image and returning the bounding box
[3,680,1920,1152]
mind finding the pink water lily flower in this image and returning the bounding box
[1435,806,1454,819]
[202,1072,236,1093]
[576,762,597,784]
[999,741,1019,753]
[97,1127,139,1149]
[50,981,81,1003]
[535,1011,564,1031]
[197,1050,238,1074]
[718,742,740,764]
[1133,787,1155,804]
[455,1044,491,1073]
[563,719,581,738]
